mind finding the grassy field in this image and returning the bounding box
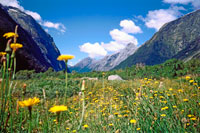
[1,71,199,132]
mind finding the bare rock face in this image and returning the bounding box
[0,4,65,72]
[91,43,137,71]
[108,75,123,80]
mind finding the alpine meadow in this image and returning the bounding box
[0,0,200,133]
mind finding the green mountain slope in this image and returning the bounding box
[115,9,200,69]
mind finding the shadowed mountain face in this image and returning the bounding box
[115,9,200,69]
[0,4,65,72]
[70,43,137,72]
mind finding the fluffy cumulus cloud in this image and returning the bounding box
[144,6,184,31]
[79,20,141,58]
[25,10,42,21]
[101,41,126,52]
[163,0,193,4]
[120,20,142,34]
[0,0,22,9]
[43,21,66,33]
[163,0,200,9]
[80,42,107,58]
[110,29,138,45]
[143,0,199,31]
[0,0,66,32]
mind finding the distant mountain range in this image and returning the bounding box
[70,43,137,72]
[0,4,65,72]
[72,9,200,72]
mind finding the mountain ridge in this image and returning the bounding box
[0,4,66,72]
[114,9,200,69]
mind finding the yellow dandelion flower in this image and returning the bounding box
[185,76,191,80]
[0,52,6,56]
[159,96,164,99]
[57,55,74,61]
[18,97,40,107]
[189,80,194,83]
[49,105,67,113]
[137,128,141,131]
[72,130,77,132]
[114,112,119,115]
[173,106,177,108]
[3,32,18,39]
[169,88,173,91]
[161,114,166,117]
[124,114,128,117]
[178,89,183,92]
[187,114,193,118]
[161,106,168,111]
[130,119,136,124]
[109,123,113,126]
[193,83,198,86]
[118,115,122,118]
[83,124,89,128]
[183,99,189,102]
[190,117,196,120]
[10,43,23,51]
[66,127,70,130]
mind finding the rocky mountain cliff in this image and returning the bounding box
[70,43,137,72]
[0,4,65,72]
[115,9,200,69]
[70,57,95,73]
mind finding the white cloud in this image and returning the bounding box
[43,21,66,32]
[163,0,200,9]
[120,20,142,34]
[144,6,184,31]
[79,42,107,58]
[163,0,193,4]
[25,10,42,21]
[110,29,138,45]
[101,41,125,52]
[79,20,140,57]
[0,0,66,32]
[0,0,23,10]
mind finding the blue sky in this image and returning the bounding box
[1,0,200,65]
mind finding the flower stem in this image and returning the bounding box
[64,61,68,104]
[78,82,85,130]
[28,106,32,132]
